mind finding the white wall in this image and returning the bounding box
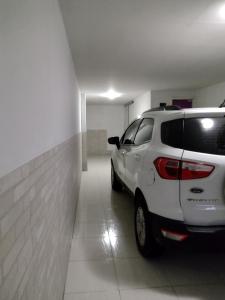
[129,91,151,122]
[0,0,81,178]
[151,89,197,108]
[87,104,125,151]
[81,93,87,170]
[195,81,225,108]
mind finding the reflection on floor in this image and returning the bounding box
[64,156,225,300]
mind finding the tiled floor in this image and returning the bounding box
[64,156,225,300]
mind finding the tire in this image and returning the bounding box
[134,194,164,257]
[111,162,122,191]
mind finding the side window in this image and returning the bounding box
[134,118,154,145]
[121,119,142,145]
[161,119,183,148]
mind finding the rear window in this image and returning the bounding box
[161,117,225,155]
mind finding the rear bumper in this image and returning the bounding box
[186,225,225,234]
[153,213,225,239]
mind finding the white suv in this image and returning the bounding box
[108,106,225,257]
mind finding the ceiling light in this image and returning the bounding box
[219,4,225,19]
[100,89,122,100]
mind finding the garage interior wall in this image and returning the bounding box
[86,83,225,157]
[81,93,88,171]
[86,104,125,154]
[151,89,197,108]
[0,0,81,299]
[195,81,225,107]
[129,91,151,122]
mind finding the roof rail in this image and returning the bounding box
[144,103,181,113]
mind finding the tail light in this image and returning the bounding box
[181,161,214,180]
[161,228,189,241]
[154,157,214,180]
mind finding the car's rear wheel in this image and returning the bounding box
[135,194,164,257]
[111,162,122,191]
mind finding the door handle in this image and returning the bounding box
[135,154,141,161]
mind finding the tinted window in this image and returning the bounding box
[184,118,225,155]
[121,119,142,145]
[162,117,225,155]
[134,118,154,145]
[161,119,183,148]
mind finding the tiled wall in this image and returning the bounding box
[0,135,81,300]
[87,130,108,155]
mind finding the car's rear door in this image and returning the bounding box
[180,111,225,226]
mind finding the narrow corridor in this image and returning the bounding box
[64,156,225,300]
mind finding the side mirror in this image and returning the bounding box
[108,136,120,149]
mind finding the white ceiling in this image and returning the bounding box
[59,0,225,104]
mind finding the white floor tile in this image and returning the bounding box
[103,192,134,210]
[114,258,170,290]
[64,291,121,300]
[105,208,133,223]
[73,222,108,238]
[77,207,106,223]
[107,221,134,237]
[110,236,140,258]
[162,254,225,286]
[70,237,112,261]
[65,260,117,293]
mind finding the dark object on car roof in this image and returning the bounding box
[144,103,181,113]
[219,100,225,108]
